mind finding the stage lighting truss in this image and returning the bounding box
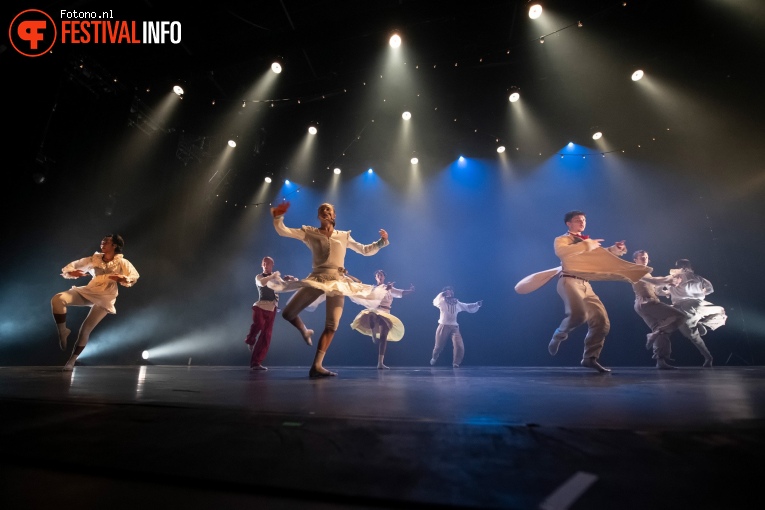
[128,96,170,137]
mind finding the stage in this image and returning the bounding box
[1,365,764,509]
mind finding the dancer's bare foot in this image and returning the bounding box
[309,366,337,378]
[377,363,390,370]
[301,329,314,346]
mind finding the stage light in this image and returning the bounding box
[141,350,149,360]
[228,140,236,147]
[285,179,291,185]
[242,101,246,107]
[389,34,401,48]
[334,168,341,175]
[308,126,317,135]
[265,176,272,183]
[529,4,543,19]
[497,146,506,153]
[172,85,184,97]
[592,131,602,140]
[271,62,282,74]
[367,168,373,174]
[539,37,545,44]
[402,111,411,120]
[508,87,520,102]
[411,157,419,165]
[632,69,644,81]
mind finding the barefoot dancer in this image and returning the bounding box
[270,202,389,377]
[350,269,414,369]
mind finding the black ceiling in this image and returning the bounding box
[7,0,765,195]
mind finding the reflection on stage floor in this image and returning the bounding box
[1,365,764,509]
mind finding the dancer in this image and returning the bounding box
[540,211,649,373]
[244,256,298,371]
[631,250,686,369]
[51,234,139,371]
[270,201,389,378]
[350,270,415,369]
[657,259,727,367]
[430,286,482,368]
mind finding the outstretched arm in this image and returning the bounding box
[400,284,415,297]
[61,257,94,279]
[460,300,482,313]
[554,236,603,259]
[608,240,627,257]
[347,228,390,256]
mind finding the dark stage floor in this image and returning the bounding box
[2,364,764,509]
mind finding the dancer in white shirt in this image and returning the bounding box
[244,256,298,371]
[51,234,139,371]
[270,201,389,377]
[430,286,482,368]
[631,250,686,369]
[657,259,726,367]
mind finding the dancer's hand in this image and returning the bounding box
[271,201,290,217]
[614,240,626,251]
[66,270,88,278]
[379,229,388,241]
[108,275,127,282]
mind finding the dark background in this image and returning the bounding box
[2,0,763,368]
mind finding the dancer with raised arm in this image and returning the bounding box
[430,286,482,368]
[270,201,389,377]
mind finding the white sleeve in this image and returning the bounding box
[273,215,306,240]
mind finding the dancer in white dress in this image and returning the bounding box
[657,259,726,367]
[350,269,414,369]
[631,250,686,369]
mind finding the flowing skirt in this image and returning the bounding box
[350,308,405,342]
[674,298,727,332]
[267,271,387,312]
